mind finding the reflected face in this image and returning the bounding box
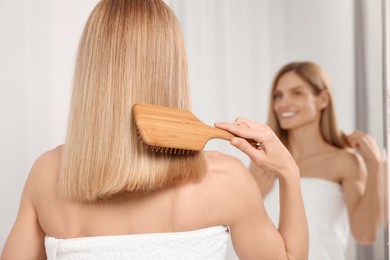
[273,72,323,130]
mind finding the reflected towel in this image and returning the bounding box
[45,225,229,260]
[264,177,349,260]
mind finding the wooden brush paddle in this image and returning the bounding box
[132,103,237,153]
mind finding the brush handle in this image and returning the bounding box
[207,126,258,147]
[207,127,236,141]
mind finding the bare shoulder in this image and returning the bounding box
[25,145,64,197]
[203,150,245,169]
[36,144,62,162]
[203,151,252,180]
[201,151,261,197]
[30,145,63,176]
[329,148,365,181]
[194,151,265,227]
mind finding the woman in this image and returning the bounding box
[250,61,384,260]
[1,1,308,259]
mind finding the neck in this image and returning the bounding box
[287,122,329,160]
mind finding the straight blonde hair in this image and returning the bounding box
[60,0,205,202]
[267,61,348,149]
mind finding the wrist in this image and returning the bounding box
[366,158,385,174]
[278,164,300,182]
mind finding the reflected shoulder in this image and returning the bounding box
[336,148,365,180]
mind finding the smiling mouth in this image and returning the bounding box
[279,112,296,118]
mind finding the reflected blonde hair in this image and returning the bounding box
[267,61,348,149]
[60,0,205,202]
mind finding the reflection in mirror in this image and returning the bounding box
[167,0,386,259]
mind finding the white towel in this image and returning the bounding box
[45,225,229,260]
[264,177,349,260]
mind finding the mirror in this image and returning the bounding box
[167,0,386,259]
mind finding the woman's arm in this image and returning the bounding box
[343,131,384,244]
[1,158,47,260]
[216,119,308,260]
[248,160,277,197]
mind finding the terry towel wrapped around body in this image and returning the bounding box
[45,225,229,260]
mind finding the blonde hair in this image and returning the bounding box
[60,0,205,202]
[267,61,348,149]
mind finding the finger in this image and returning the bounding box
[230,137,263,162]
[350,135,372,148]
[346,133,361,141]
[234,117,262,129]
[231,127,266,144]
[352,130,366,135]
[214,122,256,139]
[348,131,367,142]
[347,137,360,146]
[347,134,365,146]
[214,122,234,129]
[216,121,271,141]
[357,137,379,153]
[233,118,249,128]
[349,140,363,150]
[216,119,269,131]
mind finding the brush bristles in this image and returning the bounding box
[149,146,194,155]
[135,126,194,155]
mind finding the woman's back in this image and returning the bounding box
[32,147,253,240]
[28,147,244,259]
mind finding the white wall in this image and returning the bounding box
[0,0,99,250]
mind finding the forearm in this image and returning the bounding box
[351,162,384,244]
[249,161,276,197]
[278,171,308,260]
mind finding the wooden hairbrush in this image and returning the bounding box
[132,103,237,154]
